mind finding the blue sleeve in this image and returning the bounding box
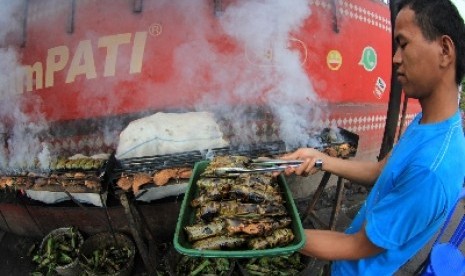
[365,166,447,249]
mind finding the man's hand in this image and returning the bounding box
[278,148,327,176]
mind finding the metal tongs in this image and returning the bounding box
[214,158,303,177]
[250,158,303,166]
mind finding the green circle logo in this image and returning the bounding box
[359,46,377,72]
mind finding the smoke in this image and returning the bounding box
[187,0,324,148]
[0,0,50,170]
[0,0,327,165]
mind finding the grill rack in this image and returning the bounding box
[115,141,289,173]
[115,127,359,174]
[0,154,117,194]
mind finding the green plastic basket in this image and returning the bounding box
[174,160,306,258]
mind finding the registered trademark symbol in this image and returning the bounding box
[149,23,162,36]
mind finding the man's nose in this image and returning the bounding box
[393,47,401,66]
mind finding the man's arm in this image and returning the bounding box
[299,225,384,260]
[281,148,388,186]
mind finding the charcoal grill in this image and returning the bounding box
[111,127,358,203]
[0,154,115,196]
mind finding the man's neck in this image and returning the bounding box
[419,85,459,124]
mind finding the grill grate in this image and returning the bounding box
[115,127,360,173]
[116,141,289,173]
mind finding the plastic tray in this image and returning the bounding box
[174,160,306,258]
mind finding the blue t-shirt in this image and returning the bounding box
[332,110,465,275]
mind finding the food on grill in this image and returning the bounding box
[184,156,295,251]
[73,172,86,179]
[116,176,132,191]
[115,167,193,194]
[27,175,103,193]
[0,154,109,193]
[323,142,356,158]
[51,156,106,171]
[201,155,249,177]
[132,173,152,193]
[0,176,15,188]
[0,175,82,191]
[153,167,192,186]
[84,179,100,190]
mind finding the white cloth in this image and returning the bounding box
[116,112,228,159]
[26,190,106,207]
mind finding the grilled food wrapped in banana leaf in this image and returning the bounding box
[236,173,278,187]
[184,221,226,242]
[51,157,105,171]
[248,228,295,250]
[196,201,288,222]
[196,177,235,190]
[182,155,298,252]
[201,156,250,177]
[225,217,291,236]
[230,183,282,204]
[191,179,232,207]
[192,179,281,207]
[192,236,247,250]
[191,192,226,208]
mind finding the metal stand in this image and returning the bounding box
[119,192,157,274]
[303,172,345,230]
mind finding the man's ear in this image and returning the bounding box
[439,35,455,68]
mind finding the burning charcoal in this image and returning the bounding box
[84,179,100,190]
[0,177,6,189]
[74,172,86,179]
[0,177,16,188]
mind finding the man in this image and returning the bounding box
[279,0,465,274]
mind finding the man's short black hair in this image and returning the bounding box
[397,0,465,85]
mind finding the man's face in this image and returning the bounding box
[393,8,443,99]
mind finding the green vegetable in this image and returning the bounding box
[45,237,54,259]
[190,259,211,276]
[58,243,72,252]
[58,253,73,264]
